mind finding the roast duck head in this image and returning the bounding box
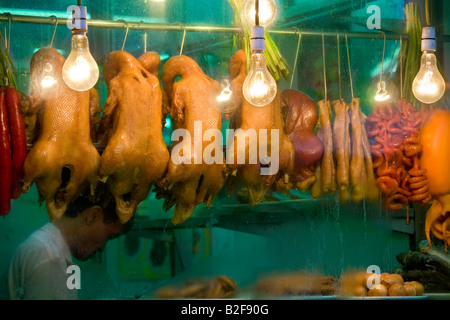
[98,50,170,224]
[157,55,227,225]
[225,49,295,205]
[23,47,101,221]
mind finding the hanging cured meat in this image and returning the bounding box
[349,98,379,203]
[0,87,11,216]
[332,99,351,202]
[98,50,169,223]
[310,99,335,198]
[157,55,226,225]
[22,47,100,221]
[281,89,323,191]
[225,49,294,205]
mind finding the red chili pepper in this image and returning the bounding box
[6,86,27,200]
[0,86,12,215]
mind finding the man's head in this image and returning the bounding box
[55,190,133,261]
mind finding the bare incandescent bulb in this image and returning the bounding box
[62,5,99,91]
[243,26,277,107]
[244,0,278,27]
[375,80,390,102]
[412,27,446,104]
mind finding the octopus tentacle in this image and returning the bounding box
[422,199,443,252]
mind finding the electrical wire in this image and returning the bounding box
[255,0,259,26]
[425,0,430,26]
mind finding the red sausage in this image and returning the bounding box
[6,86,27,200]
[0,87,12,215]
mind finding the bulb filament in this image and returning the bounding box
[417,71,438,95]
[41,76,57,88]
[217,79,232,102]
[249,71,270,100]
[67,56,91,82]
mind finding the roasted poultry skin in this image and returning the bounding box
[99,50,169,223]
[22,47,100,221]
[226,49,294,205]
[159,55,226,225]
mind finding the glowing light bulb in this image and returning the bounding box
[40,62,57,89]
[243,52,277,106]
[412,52,445,104]
[217,79,232,103]
[41,76,57,88]
[244,0,278,27]
[243,26,277,107]
[412,27,446,104]
[62,34,99,91]
[375,80,390,101]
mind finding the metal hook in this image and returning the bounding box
[144,31,147,53]
[399,34,403,99]
[3,12,12,53]
[179,26,187,55]
[321,30,327,101]
[49,15,58,48]
[337,34,342,100]
[345,33,354,99]
[138,21,147,53]
[289,27,301,90]
[379,31,386,85]
[121,21,129,51]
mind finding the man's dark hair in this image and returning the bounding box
[65,192,117,223]
[64,184,134,233]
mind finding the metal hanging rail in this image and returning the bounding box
[0,13,406,40]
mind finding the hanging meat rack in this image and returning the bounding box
[0,12,416,236]
[0,12,405,39]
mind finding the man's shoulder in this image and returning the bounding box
[13,224,64,264]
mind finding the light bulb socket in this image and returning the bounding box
[421,26,436,52]
[250,26,265,51]
[70,5,88,34]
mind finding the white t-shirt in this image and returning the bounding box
[1,223,78,300]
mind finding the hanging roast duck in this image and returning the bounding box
[157,54,227,225]
[98,50,169,223]
[22,47,100,221]
[225,49,294,205]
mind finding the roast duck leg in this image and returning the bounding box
[225,49,294,205]
[98,50,169,223]
[22,47,100,221]
[158,55,226,225]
